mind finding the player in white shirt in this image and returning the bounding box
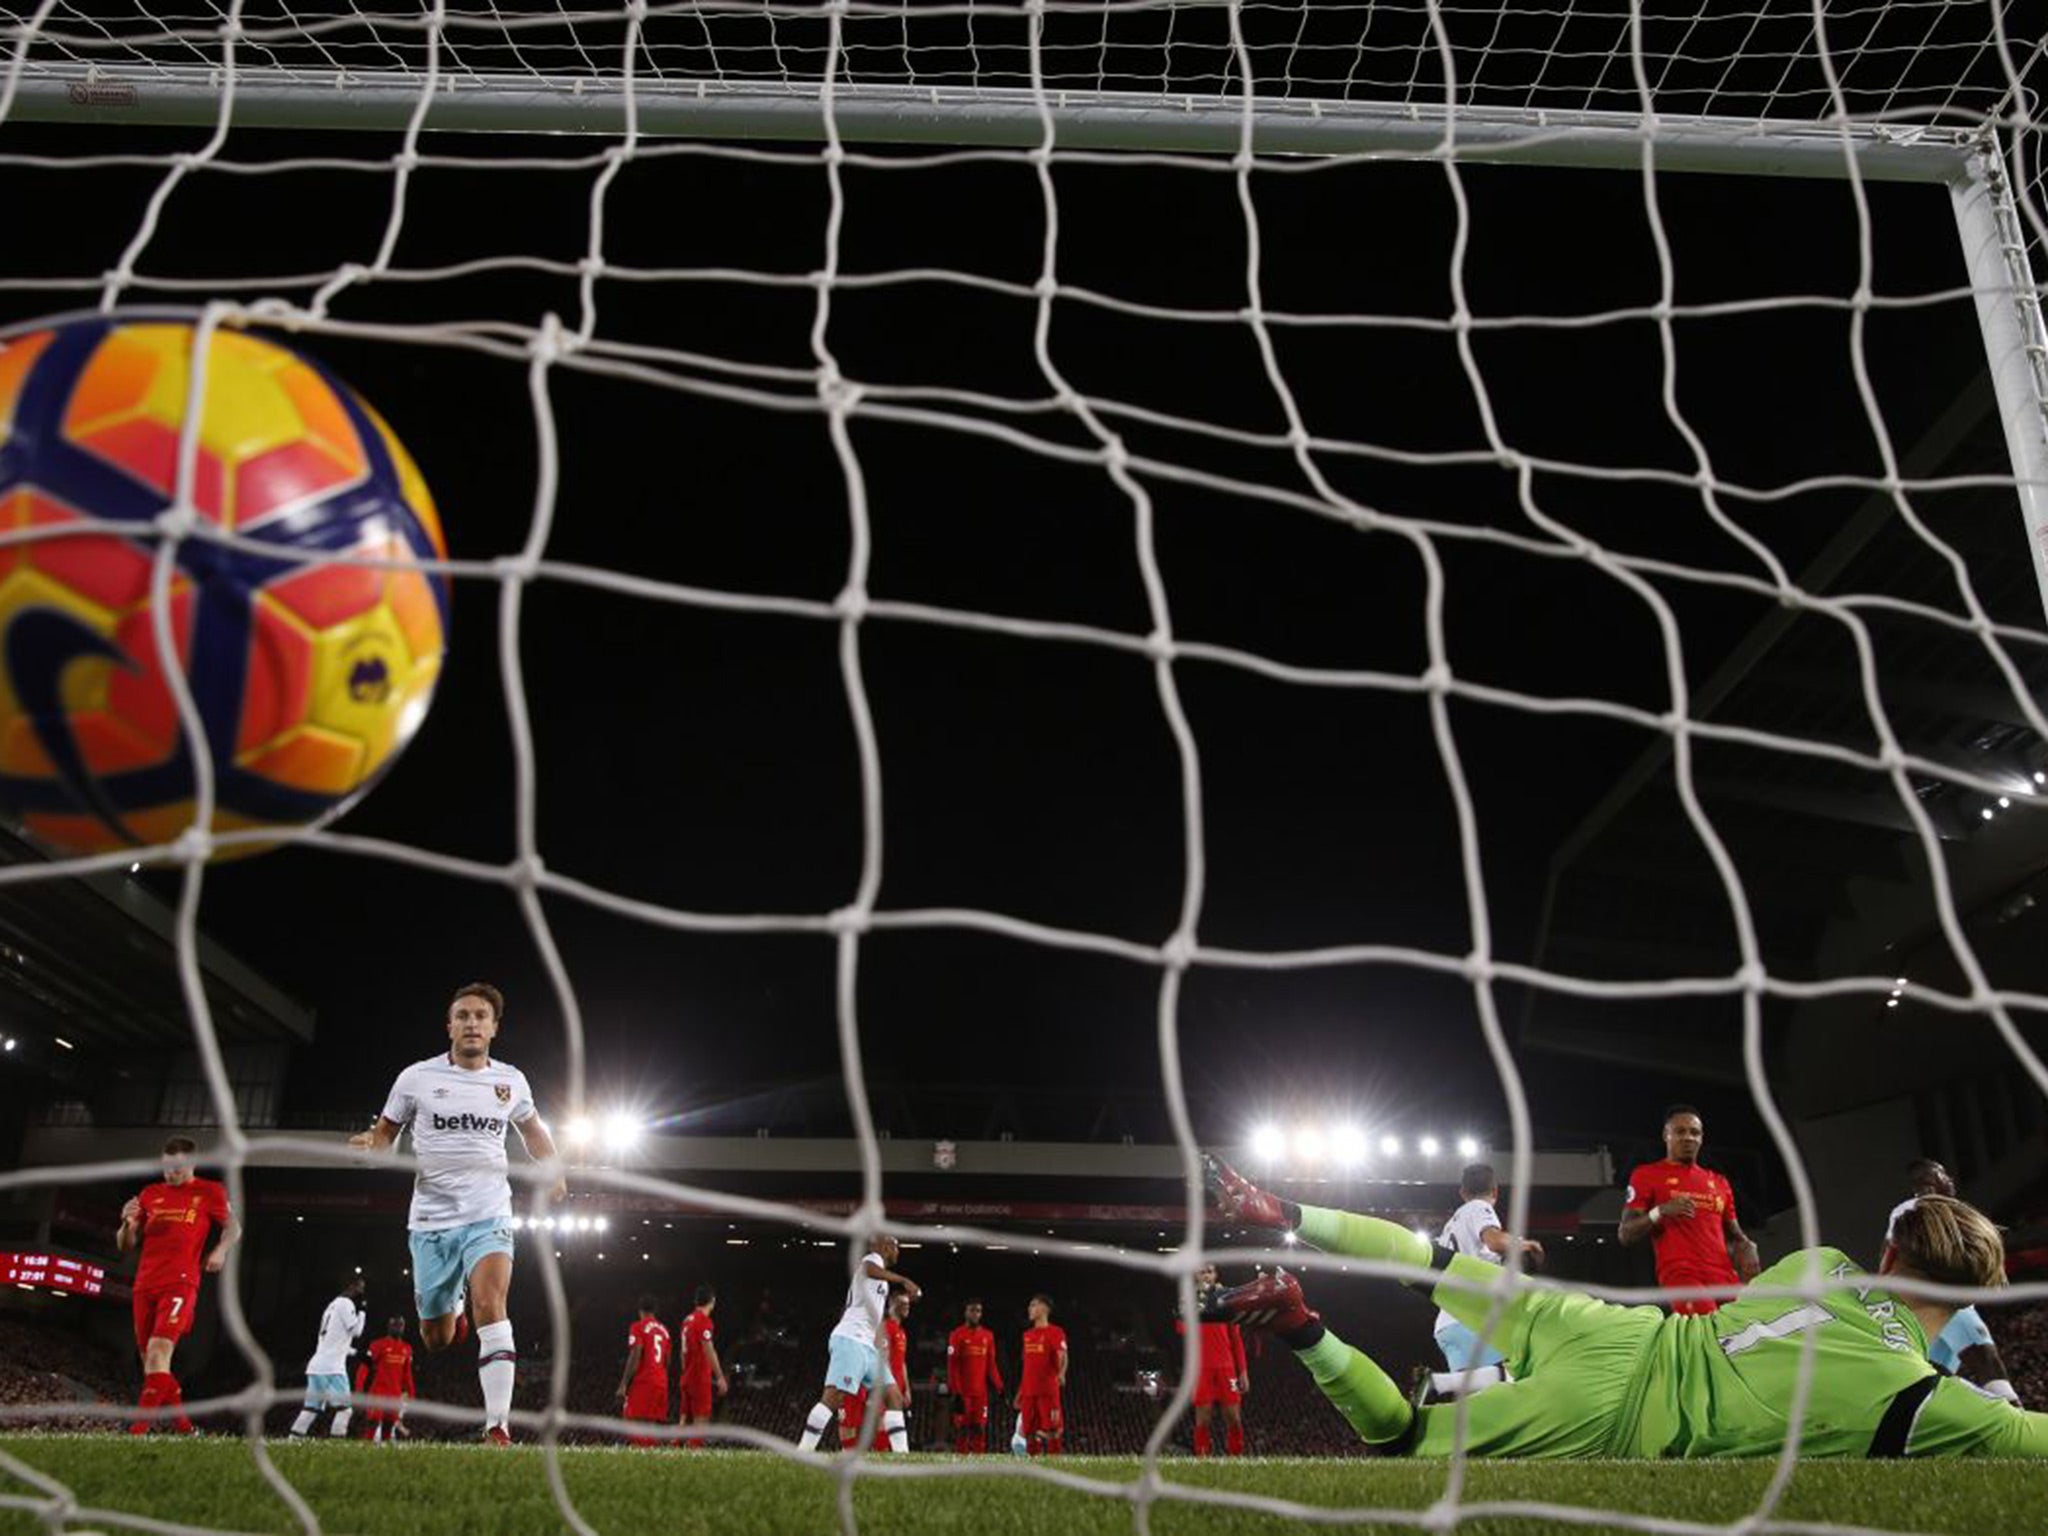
[288,1278,366,1438]
[1431,1163,1543,1395]
[348,982,567,1445]
[796,1235,921,1453]
[1889,1159,2021,1406]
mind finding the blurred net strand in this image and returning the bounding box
[0,0,2046,1531]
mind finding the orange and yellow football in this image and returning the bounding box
[0,318,448,856]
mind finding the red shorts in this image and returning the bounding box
[364,1407,401,1425]
[1192,1368,1241,1407]
[1670,1298,1721,1317]
[132,1282,199,1353]
[679,1378,714,1418]
[1017,1392,1062,1439]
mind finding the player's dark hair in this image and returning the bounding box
[1031,1293,1054,1311]
[1460,1162,1497,1199]
[451,981,504,1021]
[637,1293,658,1314]
[1662,1103,1701,1127]
[963,1297,983,1308]
[1906,1157,1948,1186]
[694,1284,715,1307]
[161,1135,197,1156]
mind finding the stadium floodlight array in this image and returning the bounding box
[1,1,2047,1533]
[1247,1122,1484,1170]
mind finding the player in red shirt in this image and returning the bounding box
[1178,1264,1249,1455]
[678,1285,728,1448]
[843,1288,912,1451]
[945,1298,1005,1453]
[615,1294,672,1447]
[1013,1293,1068,1456]
[116,1135,239,1435]
[1618,1105,1760,1314]
[359,1318,416,1442]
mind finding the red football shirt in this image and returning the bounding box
[624,1318,670,1390]
[883,1316,908,1393]
[133,1178,231,1289]
[366,1336,415,1396]
[679,1310,715,1385]
[946,1325,1003,1395]
[1624,1159,1740,1290]
[1019,1324,1066,1395]
[1176,1318,1246,1379]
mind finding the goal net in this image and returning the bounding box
[2,0,2047,1530]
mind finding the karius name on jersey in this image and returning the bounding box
[1837,1258,1921,1354]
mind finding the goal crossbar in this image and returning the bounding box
[2,63,1988,182]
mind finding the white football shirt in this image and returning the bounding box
[828,1251,890,1348]
[307,1294,363,1375]
[378,1054,537,1230]
[1434,1196,1504,1335]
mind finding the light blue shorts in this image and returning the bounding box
[824,1334,889,1395]
[409,1216,515,1321]
[1434,1320,1505,1372]
[304,1373,351,1410]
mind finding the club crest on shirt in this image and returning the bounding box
[494,1083,512,1104]
[432,1087,449,1099]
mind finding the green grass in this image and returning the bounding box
[2,1437,2040,1535]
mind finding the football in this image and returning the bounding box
[0,317,448,856]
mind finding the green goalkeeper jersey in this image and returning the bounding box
[1623,1249,2048,1457]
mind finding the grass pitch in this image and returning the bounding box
[1,1436,2038,1535]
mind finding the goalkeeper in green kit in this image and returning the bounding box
[1202,1154,2048,1457]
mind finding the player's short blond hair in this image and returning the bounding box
[1889,1194,2006,1292]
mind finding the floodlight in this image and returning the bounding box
[562,1116,595,1149]
[1332,1125,1368,1166]
[1295,1126,1327,1162]
[1250,1125,1285,1162]
[1380,1134,1401,1156]
[1418,1135,1441,1157]
[1456,1136,1480,1159]
[601,1111,642,1153]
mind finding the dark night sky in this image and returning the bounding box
[0,104,1992,1178]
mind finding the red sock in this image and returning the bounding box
[1193,1424,1212,1456]
[1047,1434,1063,1456]
[1226,1424,1244,1456]
[132,1376,164,1435]
[163,1375,194,1435]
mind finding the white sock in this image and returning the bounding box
[477,1319,516,1431]
[289,1410,317,1436]
[330,1408,352,1437]
[797,1402,834,1451]
[1430,1365,1508,1397]
[882,1409,907,1454]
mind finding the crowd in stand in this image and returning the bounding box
[0,1314,132,1430]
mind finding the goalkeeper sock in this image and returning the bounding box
[797,1402,834,1451]
[1295,1203,1435,1271]
[1293,1328,1414,1448]
[882,1409,908,1453]
[477,1319,516,1431]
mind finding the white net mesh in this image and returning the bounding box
[2,0,2048,1531]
